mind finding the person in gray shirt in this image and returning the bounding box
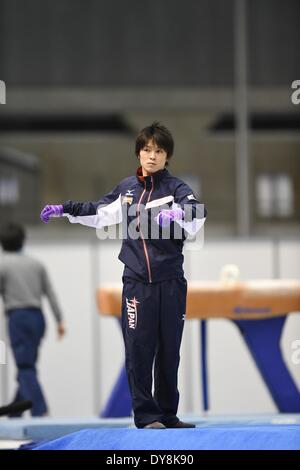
[0,223,65,417]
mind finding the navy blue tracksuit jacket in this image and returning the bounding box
[63,166,206,427]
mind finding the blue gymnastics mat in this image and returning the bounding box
[1,414,300,449]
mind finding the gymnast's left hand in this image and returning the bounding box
[155,208,185,227]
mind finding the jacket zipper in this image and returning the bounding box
[137,176,153,283]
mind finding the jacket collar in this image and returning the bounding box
[136,166,169,185]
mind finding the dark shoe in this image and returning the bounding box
[0,400,32,418]
[143,421,166,429]
[166,420,196,428]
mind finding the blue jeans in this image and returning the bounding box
[8,308,47,416]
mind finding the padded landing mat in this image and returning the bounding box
[1,414,299,449]
[25,424,300,450]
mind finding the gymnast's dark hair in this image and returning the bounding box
[0,223,26,252]
[135,121,174,167]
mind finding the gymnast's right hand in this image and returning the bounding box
[40,204,64,223]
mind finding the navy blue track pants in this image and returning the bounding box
[121,276,187,428]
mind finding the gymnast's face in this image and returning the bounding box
[139,139,168,176]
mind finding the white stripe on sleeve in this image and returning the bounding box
[172,202,206,236]
[63,194,123,228]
